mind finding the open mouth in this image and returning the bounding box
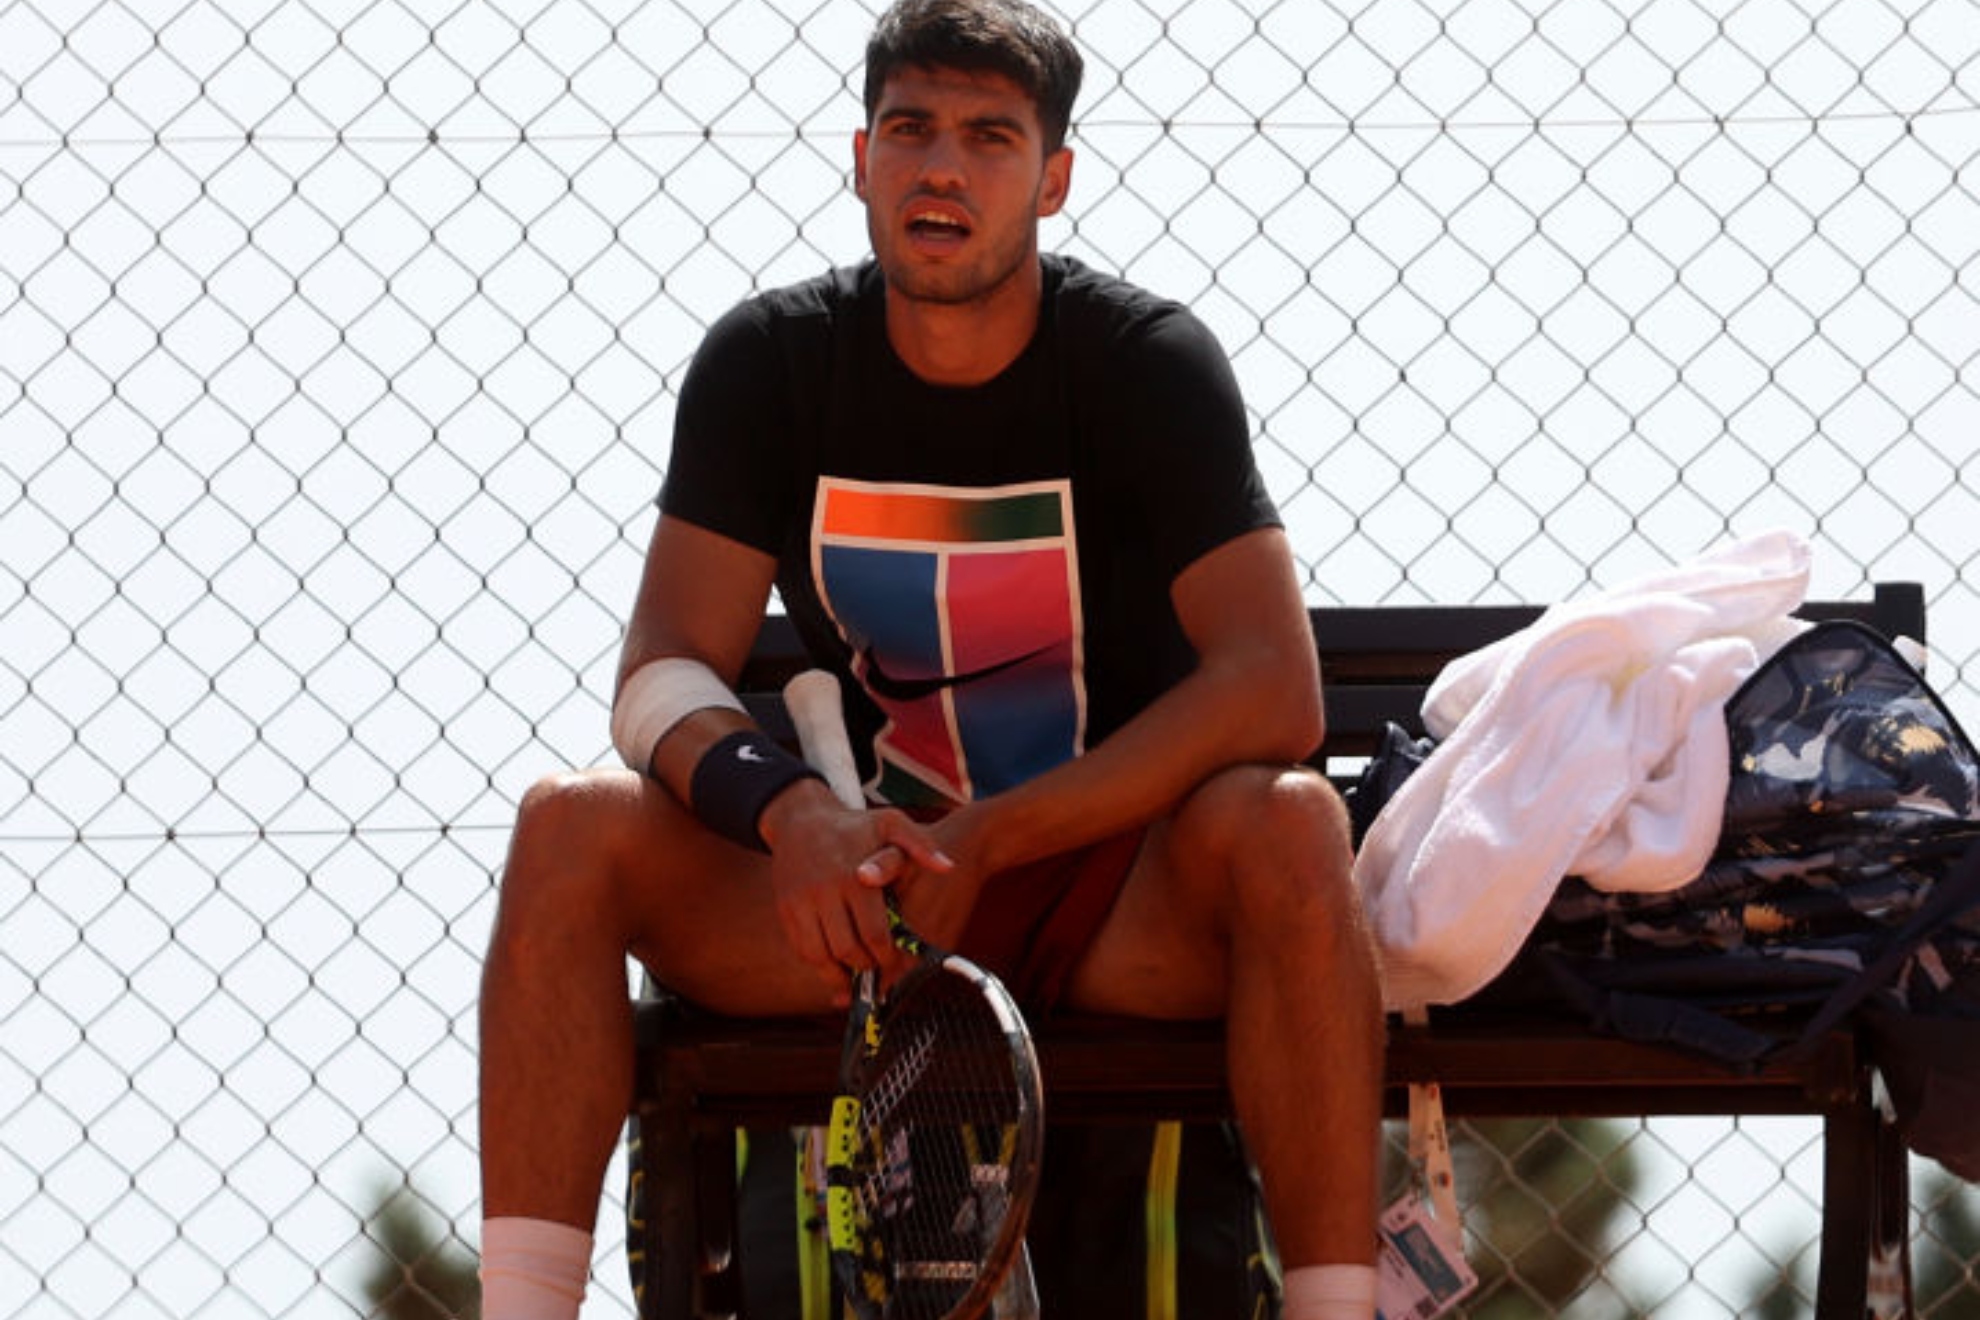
[906,207,972,245]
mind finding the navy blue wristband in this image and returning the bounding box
[688,730,823,853]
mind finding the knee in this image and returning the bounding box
[1175,765,1359,921]
[511,769,599,859]
[1178,764,1351,864]
[514,768,595,835]
[496,769,637,924]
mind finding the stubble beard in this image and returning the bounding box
[878,243,1034,309]
[870,203,1040,309]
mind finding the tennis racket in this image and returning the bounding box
[783,669,1045,1320]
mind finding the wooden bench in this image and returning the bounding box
[627,582,1926,1319]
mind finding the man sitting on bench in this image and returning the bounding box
[474,2,1386,1316]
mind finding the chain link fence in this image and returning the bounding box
[3,0,1978,1315]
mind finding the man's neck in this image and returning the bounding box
[883,260,1045,387]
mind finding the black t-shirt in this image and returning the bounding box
[661,255,1280,807]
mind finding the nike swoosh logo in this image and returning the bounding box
[736,745,769,764]
[859,644,1052,702]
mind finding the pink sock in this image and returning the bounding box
[480,1217,592,1320]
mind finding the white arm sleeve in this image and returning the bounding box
[611,656,747,771]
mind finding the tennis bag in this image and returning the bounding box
[1025,1121,1282,1320]
[1488,619,1980,1181]
[628,1120,1281,1319]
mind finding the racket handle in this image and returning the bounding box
[783,669,865,809]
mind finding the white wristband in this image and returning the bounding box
[612,657,747,772]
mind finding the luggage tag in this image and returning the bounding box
[1378,1041,1479,1320]
[1377,1187,1477,1320]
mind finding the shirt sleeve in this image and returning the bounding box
[1105,302,1281,585]
[657,297,794,556]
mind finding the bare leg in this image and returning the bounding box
[1064,764,1385,1268]
[478,768,830,1226]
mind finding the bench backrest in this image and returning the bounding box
[739,582,1926,764]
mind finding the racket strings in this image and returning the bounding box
[848,970,1030,1320]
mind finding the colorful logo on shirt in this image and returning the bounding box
[812,478,1086,806]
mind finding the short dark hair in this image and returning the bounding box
[863,0,1084,152]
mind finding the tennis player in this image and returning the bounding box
[477,2,1385,1316]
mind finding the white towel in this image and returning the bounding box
[1354,529,1814,1011]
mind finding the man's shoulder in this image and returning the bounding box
[1044,254,1222,366]
[734,261,878,328]
[692,263,876,382]
[1045,253,1181,321]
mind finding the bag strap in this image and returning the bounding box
[1401,1007,1463,1239]
[1782,830,1980,1057]
[1534,951,1780,1066]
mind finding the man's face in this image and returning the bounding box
[853,65,1072,308]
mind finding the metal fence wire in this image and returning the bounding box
[3,0,1979,1315]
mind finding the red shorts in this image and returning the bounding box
[952,827,1145,1013]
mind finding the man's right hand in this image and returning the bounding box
[758,782,952,1005]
